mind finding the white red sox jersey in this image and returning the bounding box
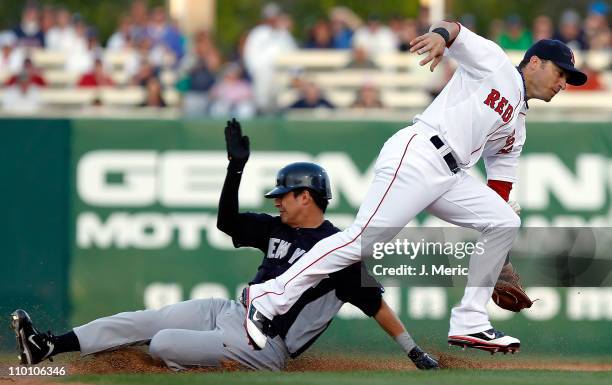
[414,24,527,182]
[249,23,528,340]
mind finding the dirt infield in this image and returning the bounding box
[65,348,416,374]
[1,346,611,384]
[65,347,612,373]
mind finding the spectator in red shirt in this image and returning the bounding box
[5,58,46,86]
[77,58,114,87]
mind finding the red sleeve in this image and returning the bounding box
[6,75,17,86]
[32,75,46,87]
[487,180,512,201]
[78,74,96,87]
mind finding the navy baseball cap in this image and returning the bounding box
[523,39,587,86]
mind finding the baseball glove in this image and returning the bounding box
[491,263,534,312]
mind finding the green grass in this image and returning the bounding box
[60,370,612,385]
[2,351,612,385]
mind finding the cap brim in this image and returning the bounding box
[264,186,292,198]
[555,62,588,86]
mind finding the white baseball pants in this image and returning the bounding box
[249,123,520,336]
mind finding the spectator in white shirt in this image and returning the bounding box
[70,14,88,52]
[65,29,103,76]
[46,7,77,51]
[107,16,134,51]
[243,2,296,113]
[0,32,25,75]
[352,15,398,57]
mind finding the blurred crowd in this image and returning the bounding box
[0,0,610,115]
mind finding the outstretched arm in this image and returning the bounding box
[216,162,243,235]
[373,299,438,369]
[409,21,460,72]
[216,119,250,235]
[373,299,406,337]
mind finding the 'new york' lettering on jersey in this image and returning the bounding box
[266,237,307,263]
[229,212,383,357]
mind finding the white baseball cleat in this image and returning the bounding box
[243,288,271,350]
[448,328,520,355]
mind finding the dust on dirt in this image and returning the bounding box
[67,348,416,374]
[436,350,612,371]
[2,346,612,382]
[67,347,612,373]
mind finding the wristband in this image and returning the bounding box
[431,27,450,45]
[227,161,245,173]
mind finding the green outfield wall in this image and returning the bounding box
[2,118,612,355]
[0,119,71,351]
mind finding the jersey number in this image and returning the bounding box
[496,130,516,154]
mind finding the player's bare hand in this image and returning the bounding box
[224,118,250,168]
[409,32,446,72]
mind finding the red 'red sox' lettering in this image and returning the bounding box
[483,89,500,107]
[483,89,514,123]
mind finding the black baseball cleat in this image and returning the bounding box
[448,328,520,355]
[408,346,440,370]
[244,288,271,350]
[11,309,56,365]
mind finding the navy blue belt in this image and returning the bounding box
[430,135,460,174]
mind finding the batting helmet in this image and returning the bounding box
[264,162,332,199]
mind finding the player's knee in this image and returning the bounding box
[485,211,520,235]
[494,206,521,228]
[498,211,521,229]
[149,330,175,361]
[511,212,521,228]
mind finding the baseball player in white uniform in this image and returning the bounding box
[245,20,587,353]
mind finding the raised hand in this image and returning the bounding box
[409,32,446,72]
[224,118,250,170]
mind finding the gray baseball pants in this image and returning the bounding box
[73,298,289,371]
